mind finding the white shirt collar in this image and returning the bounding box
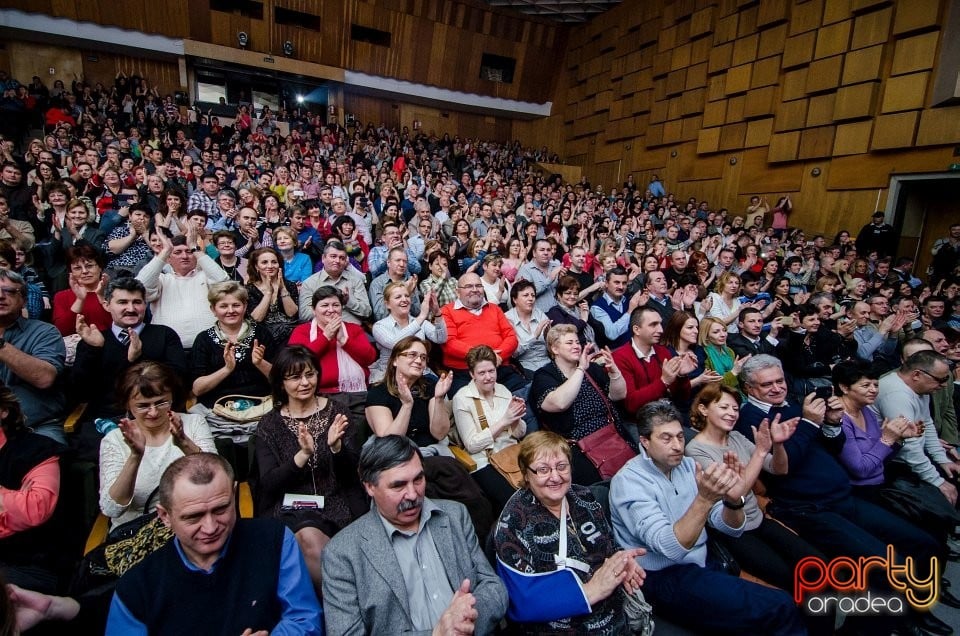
[453,298,488,315]
[631,339,656,362]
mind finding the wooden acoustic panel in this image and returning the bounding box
[782,32,816,69]
[789,0,826,36]
[697,127,722,154]
[833,81,880,120]
[915,106,960,145]
[892,0,941,35]
[842,45,884,85]
[890,31,940,76]
[768,131,801,162]
[850,7,894,50]
[815,20,852,60]
[806,55,844,93]
[870,111,919,149]
[798,125,836,159]
[832,120,874,155]
[880,71,929,113]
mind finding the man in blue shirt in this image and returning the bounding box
[611,400,803,635]
[106,453,323,636]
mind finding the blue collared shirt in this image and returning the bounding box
[105,527,323,635]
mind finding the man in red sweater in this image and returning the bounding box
[441,272,525,395]
[612,307,698,418]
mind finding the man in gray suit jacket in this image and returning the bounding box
[321,435,508,635]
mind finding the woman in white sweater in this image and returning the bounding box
[452,344,526,511]
[99,361,216,531]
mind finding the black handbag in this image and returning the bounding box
[71,488,173,595]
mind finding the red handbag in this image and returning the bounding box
[576,371,637,480]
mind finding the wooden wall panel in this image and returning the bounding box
[890,31,940,76]
[542,0,956,237]
[892,0,941,35]
[850,7,893,50]
[6,42,83,94]
[870,111,918,149]
[7,0,192,37]
[24,0,565,104]
[916,106,960,145]
[833,121,873,155]
[80,51,183,94]
[842,45,884,85]
[833,82,880,120]
[880,72,929,112]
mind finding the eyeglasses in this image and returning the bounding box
[284,370,318,381]
[528,462,570,477]
[917,369,950,385]
[399,351,428,362]
[458,284,483,290]
[0,286,22,296]
[132,400,171,414]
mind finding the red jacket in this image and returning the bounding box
[288,321,378,393]
[612,342,691,416]
[440,302,518,370]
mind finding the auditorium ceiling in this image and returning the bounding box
[483,0,623,23]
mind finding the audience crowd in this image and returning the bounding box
[2,69,960,635]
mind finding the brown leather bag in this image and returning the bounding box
[473,397,523,489]
[576,371,636,480]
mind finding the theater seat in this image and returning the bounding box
[63,402,87,434]
[83,481,255,556]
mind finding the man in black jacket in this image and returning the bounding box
[856,211,897,258]
[73,277,186,419]
[727,307,780,358]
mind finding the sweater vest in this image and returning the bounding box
[116,518,285,635]
[592,296,631,348]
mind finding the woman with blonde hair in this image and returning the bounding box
[370,281,446,383]
[273,226,312,284]
[529,324,630,485]
[190,281,277,440]
[697,316,749,389]
[697,271,744,332]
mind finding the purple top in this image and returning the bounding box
[838,407,895,486]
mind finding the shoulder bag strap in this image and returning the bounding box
[472,397,488,430]
[581,367,616,427]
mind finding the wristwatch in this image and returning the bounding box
[722,495,746,510]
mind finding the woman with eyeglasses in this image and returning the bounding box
[52,244,110,336]
[99,362,215,532]
[365,335,453,452]
[254,346,366,592]
[494,431,646,634]
[546,276,595,346]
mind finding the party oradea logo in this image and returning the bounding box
[794,546,938,615]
